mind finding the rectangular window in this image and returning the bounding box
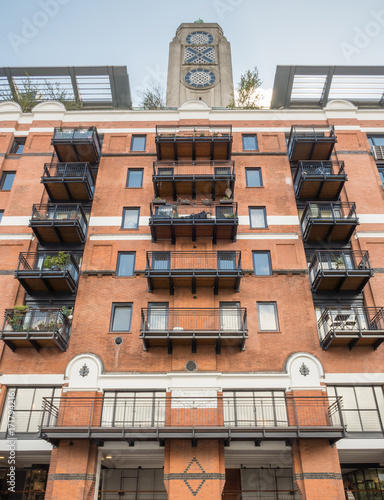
[10,138,26,154]
[379,168,384,187]
[126,169,143,188]
[368,135,384,147]
[110,303,132,332]
[152,252,171,270]
[257,302,279,331]
[148,302,169,331]
[249,207,267,228]
[0,210,3,223]
[242,134,258,151]
[122,208,140,229]
[0,172,16,191]
[131,135,146,151]
[253,251,272,275]
[217,251,236,270]
[220,302,242,331]
[116,252,136,276]
[245,168,262,187]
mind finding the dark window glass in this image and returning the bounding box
[257,302,279,331]
[368,136,384,147]
[0,172,16,191]
[0,210,3,223]
[253,251,272,275]
[249,207,267,228]
[242,134,258,151]
[127,169,143,188]
[10,138,26,154]
[246,168,262,187]
[152,252,171,269]
[131,135,146,151]
[217,252,236,270]
[122,208,140,229]
[378,168,384,187]
[116,252,136,276]
[110,304,132,332]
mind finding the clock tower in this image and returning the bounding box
[166,22,234,108]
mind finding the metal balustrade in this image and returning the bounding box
[145,251,243,294]
[308,250,372,292]
[1,308,70,352]
[52,126,101,163]
[156,125,232,137]
[140,307,247,353]
[318,307,384,350]
[42,162,95,201]
[372,145,384,162]
[301,202,358,242]
[30,203,88,244]
[294,160,347,200]
[288,125,337,161]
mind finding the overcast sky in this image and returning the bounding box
[1,0,384,105]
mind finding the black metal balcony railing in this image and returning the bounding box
[140,307,247,353]
[288,125,337,161]
[145,251,243,294]
[309,250,372,293]
[294,160,347,200]
[15,252,79,295]
[301,202,359,242]
[149,202,238,244]
[152,160,235,200]
[41,162,95,201]
[318,307,384,350]
[0,308,70,352]
[39,395,346,444]
[372,145,384,162]
[30,203,88,244]
[51,127,101,163]
[155,125,233,161]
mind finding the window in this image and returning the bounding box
[110,303,132,332]
[242,134,258,151]
[131,135,146,151]
[253,251,272,275]
[0,172,16,191]
[116,252,136,276]
[126,169,143,188]
[257,302,279,331]
[249,207,267,228]
[217,251,236,270]
[0,210,3,223]
[368,135,384,147]
[148,302,169,331]
[152,252,170,269]
[220,302,242,331]
[10,137,26,154]
[122,208,140,229]
[245,168,262,187]
[378,167,384,187]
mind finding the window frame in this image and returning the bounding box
[110,303,133,332]
[253,251,272,276]
[0,171,16,191]
[130,135,147,152]
[249,206,267,229]
[126,168,144,188]
[121,207,140,229]
[116,252,136,277]
[0,210,3,223]
[245,168,263,187]
[10,137,26,154]
[242,134,258,151]
[257,302,280,331]
[378,167,384,188]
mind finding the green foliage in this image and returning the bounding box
[137,81,166,110]
[0,74,83,112]
[227,67,263,109]
[43,252,68,270]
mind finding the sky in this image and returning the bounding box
[1,0,384,106]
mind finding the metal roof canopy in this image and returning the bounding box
[271,66,384,109]
[0,66,131,109]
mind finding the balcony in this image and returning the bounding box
[30,204,87,245]
[288,125,336,161]
[294,161,347,200]
[39,395,346,444]
[41,162,95,202]
[372,145,384,163]
[309,251,372,293]
[318,307,384,350]
[153,160,235,200]
[149,202,238,244]
[145,251,243,295]
[15,252,79,295]
[51,127,101,163]
[0,308,70,352]
[155,125,232,161]
[301,202,358,242]
[140,307,247,353]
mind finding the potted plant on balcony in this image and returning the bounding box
[8,305,29,332]
[224,212,236,219]
[201,197,212,206]
[43,252,68,271]
[153,197,167,205]
[220,188,233,204]
[178,197,191,205]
